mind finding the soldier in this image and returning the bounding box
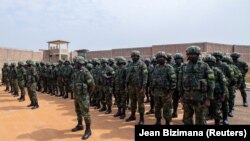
[231,52,248,107]
[146,57,157,115]
[17,61,26,102]
[212,51,234,125]
[151,51,176,125]
[2,63,10,91]
[125,50,148,125]
[98,58,115,114]
[222,56,243,117]
[172,53,184,118]
[108,58,117,105]
[62,59,73,99]
[35,62,41,91]
[26,60,39,109]
[204,55,227,125]
[113,56,127,119]
[39,62,45,92]
[46,62,53,94]
[179,46,215,125]
[144,58,151,103]
[51,63,58,96]
[10,63,19,96]
[71,56,94,140]
[91,58,101,108]
[57,60,65,97]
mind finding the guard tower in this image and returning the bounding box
[42,40,70,62]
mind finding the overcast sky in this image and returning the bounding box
[0,0,249,51]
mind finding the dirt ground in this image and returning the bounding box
[0,85,249,141]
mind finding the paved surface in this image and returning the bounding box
[0,85,249,141]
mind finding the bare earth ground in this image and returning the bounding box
[0,85,249,141]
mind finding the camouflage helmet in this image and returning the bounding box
[86,63,93,70]
[52,63,57,67]
[75,56,85,64]
[40,61,45,65]
[155,51,167,59]
[64,59,70,64]
[222,56,233,63]
[144,58,151,63]
[230,52,240,58]
[174,53,184,59]
[203,55,216,63]
[4,62,8,66]
[108,58,115,63]
[117,56,127,64]
[166,53,172,60]
[131,50,141,57]
[11,62,16,67]
[18,61,24,66]
[92,58,100,64]
[212,51,223,58]
[26,60,34,65]
[151,57,156,62]
[186,45,201,55]
[100,58,108,64]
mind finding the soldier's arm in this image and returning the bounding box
[168,65,177,91]
[178,66,184,96]
[206,66,215,100]
[141,63,148,89]
[218,70,227,98]
[84,70,95,95]
[243,62,248,74]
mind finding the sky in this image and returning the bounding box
[0,0,249,51]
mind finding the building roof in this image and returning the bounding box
[47,40,70,44]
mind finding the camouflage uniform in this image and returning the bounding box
[231,52,249,107]
[108,58,117,105]
[17,61,27,102]
[10,63,19,96]
[91,58,101,108]
[35,62,41,91]
[26,60,39,109]
[172,53,184,118]
[71,56,95,140]
[222,56,243,116]
[62,60,73,99]
[125,50,148,125]
[144,58,151,103]
[98,58,115,114]
[212,52,234,125]
[51,63,58,96]
[204,55,227,125]
[179,46,215,125]
[113,56,127,119]
[2,63,10,91]
[57,60,65,97]
[146,57,157,115]
[151,51,176,125]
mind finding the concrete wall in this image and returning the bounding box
[85,42,250,63]
[0,47,42,80]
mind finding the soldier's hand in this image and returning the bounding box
[139,88,144,95]
[180,97,184,105]
[203,99,210,107]
[125,87,128,94]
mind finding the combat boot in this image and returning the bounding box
[228,111,233,117]
[70,92,74,99]
[126,112,136,122]
[155,118,161,125]
[99,106,106,112]
[105,106,112,114]
[120,108,126,119]
[72,120,83,132]
[82,124,91,140]
[27,102,34,107]
[19,97,25,102]
[95,101,101,109]
[114,108,121,117]
[138,113,144,125]
[222,113,229,125]
[243,97,248,107]
[32,103,39,109]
